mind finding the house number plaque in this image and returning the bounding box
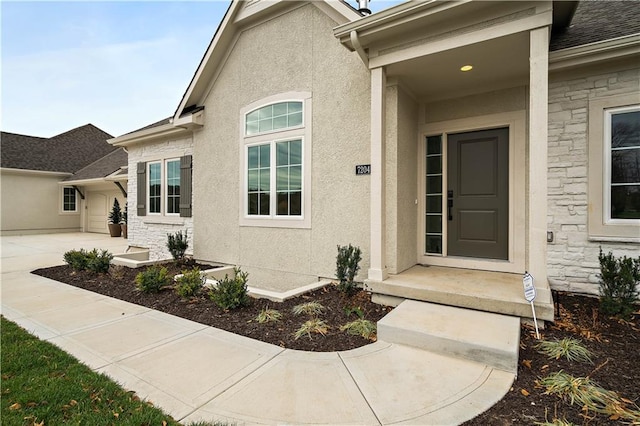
[355,164,371,175]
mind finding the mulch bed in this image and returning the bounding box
[465,293,640,425]
[32,263,392,352]
[32,264,639,424]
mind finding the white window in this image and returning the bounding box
[240,93,311,228]
[588,94,640,241]
[605,105,640,222]
[148,159,180,216]
[62,187,77,212]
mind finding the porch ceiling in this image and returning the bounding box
[386,32,530,101]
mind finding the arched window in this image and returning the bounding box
[240,93,311,228]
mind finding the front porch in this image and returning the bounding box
[366,265,555,322]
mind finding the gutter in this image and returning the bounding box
[549,34,640,71]
[1,167,72,177]
[108,123,192,147]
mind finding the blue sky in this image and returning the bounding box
[1,1,401,138]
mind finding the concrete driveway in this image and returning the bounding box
[1,233,513,425]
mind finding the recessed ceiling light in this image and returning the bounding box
[460,65,473,72]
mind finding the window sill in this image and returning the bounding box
[588,235,640,244]
[143,216,186,226]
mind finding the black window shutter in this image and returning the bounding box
[180,155,193,217]
[137,162,147,216]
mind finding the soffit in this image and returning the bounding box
[388,31,530,101]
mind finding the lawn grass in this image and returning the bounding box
[0,316,180,426]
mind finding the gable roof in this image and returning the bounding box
[172,0,360,122]
[550,0,640,51]
[63,147,128,182]
[1,124,116,173]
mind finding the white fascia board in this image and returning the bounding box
[108,124,191,147]
[173,1,242,122]
[334,0,459,48]
[58,177,106,186]
[0,167,72,177]
[549,34,640,71]
[173,110,204,130]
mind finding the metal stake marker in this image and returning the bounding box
[523,272,540,339]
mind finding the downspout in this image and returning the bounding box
[350,30,369,67]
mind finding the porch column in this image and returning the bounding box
[369,66,388,281]
[528,27,549,285]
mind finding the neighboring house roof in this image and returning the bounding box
[124,117,172,135]
[1,124,116,173]
[64,148,128,182]
[550,1,640,51]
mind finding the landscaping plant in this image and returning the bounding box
[167,230,189,263]
[63,249,88,271]
[336,244,362,295]
[108,198,122,224]
[294,319,329,340]
[292,301,325,316]
[340,319,377,341]
[256,308,282,324]
[535,338,592,363]
[539,371,640,421]
[63,248,112,273]
[175,267,205,299]
[135,265,172,294]
[209,267,250,310]
[598,248,640,318]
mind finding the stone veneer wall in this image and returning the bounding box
[126,136,194,261]
[547,66,639,295]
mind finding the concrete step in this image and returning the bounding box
[365,266,555,322]
[377,300,520,373]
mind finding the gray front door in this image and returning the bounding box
[447,128,509,260]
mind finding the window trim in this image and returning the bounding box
[603,104,640,225]
[61,186,78,214]
[239,92,312,229]
[587,93,640,242]
[147,158,181,217]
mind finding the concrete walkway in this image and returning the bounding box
[1,233,514,425]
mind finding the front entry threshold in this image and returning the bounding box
[365,265,554,322]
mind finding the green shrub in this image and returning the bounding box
[598,249,640,318]
[175,268,205,298]
[209,267,250,310]
[167,230,189,262]
[135,265,172,294]
[85,249,113,273]
[108,198,122,224]
[336,244,362,295]
[63,249,88,271]
[63,248,112,273]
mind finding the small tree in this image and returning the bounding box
[336,244,362,295]
[598,248,640,319]
[108,199,122,224]
[167,230,189,263]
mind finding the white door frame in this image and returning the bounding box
[417,110,526,273]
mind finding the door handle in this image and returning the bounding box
[447,190,453,221]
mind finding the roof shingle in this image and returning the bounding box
[550,1,640,51]
[1,124,115,173]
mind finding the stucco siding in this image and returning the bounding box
[423,86,527,124]
[193,4,370,291]
[385,84,418,274]
[126,136,194,260]
[1,171,81,235]
[547,65,640,295]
